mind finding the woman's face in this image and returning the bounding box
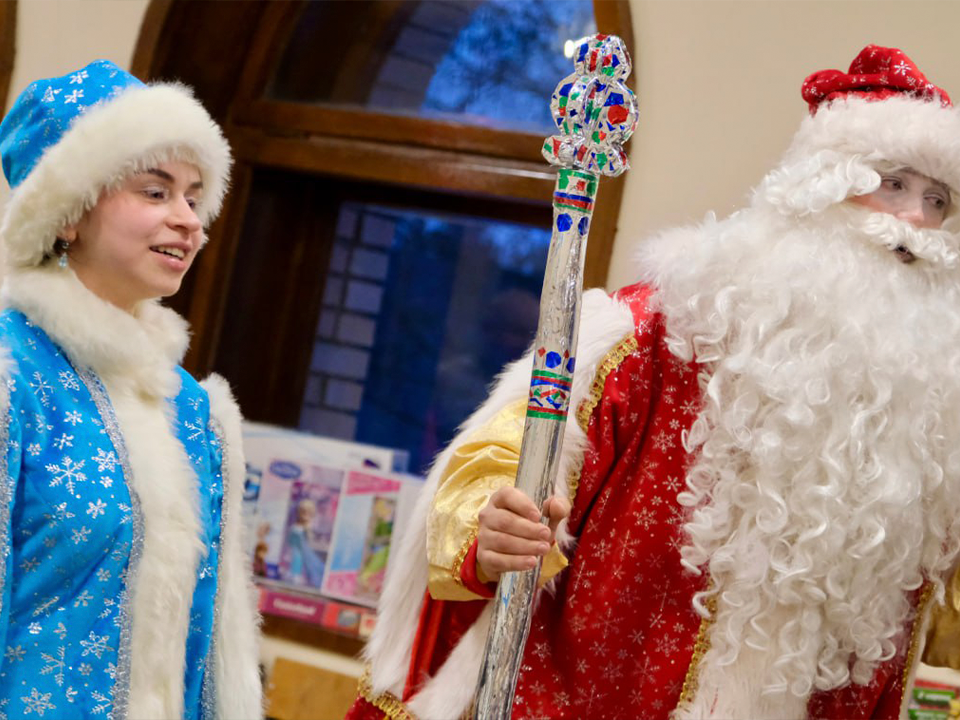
[64,160,204,312]
[849,168,951,230]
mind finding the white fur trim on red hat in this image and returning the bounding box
[757,95,960,217]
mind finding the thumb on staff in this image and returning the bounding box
[542,495,571,543]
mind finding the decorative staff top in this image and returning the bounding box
[542,34,639,177]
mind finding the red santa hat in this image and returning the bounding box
[757,45,960,216]
[801,45,950,110]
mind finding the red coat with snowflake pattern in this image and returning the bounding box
[348,283,926,720]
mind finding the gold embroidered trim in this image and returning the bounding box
[451,529,478,588]
[676,592,717,709]
[567,332,639,504]
[900,581,935,707]
[358,667,417,720]
[673,582,934,712]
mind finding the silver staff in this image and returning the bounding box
[472,34,638,719]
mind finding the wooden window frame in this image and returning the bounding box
[130,0,634,657]
[133,0,634,378]
[0,1,16,113]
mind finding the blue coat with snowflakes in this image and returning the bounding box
[0,267,262,720]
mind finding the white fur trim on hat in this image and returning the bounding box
[756,95,960,216]
[1,82,231,269]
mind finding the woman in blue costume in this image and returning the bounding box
[0,61,262,719]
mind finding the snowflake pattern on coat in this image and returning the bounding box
[510,284,707,719]
[510,284,922,719]
[0,310,225,720]
[350,283,930,720]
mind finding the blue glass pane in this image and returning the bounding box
[422,0,597,130]
[269,0,596,132]
[300,204,550,473]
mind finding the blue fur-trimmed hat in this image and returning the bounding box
[0,60,144,189]
[0,59,231,269]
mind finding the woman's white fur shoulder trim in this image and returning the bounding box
[2,266,189,400]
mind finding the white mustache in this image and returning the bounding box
[856,211,960,269]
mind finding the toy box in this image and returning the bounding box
[242,420,408,565]
[321,469,423,607]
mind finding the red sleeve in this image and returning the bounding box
[458,538,497,598]
[404,590,489,700]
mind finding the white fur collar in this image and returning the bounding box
[0,267,261,717]
[2,265,189,399]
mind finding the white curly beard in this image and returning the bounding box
[637,202,960,718]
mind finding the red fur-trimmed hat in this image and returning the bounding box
[802,44,951,113]
[757,45,960,216]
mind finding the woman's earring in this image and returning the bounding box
[54,237,69,269]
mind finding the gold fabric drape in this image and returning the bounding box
[427,399,568,601]
[924,566,960,669]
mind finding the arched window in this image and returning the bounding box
[134,0,634,474]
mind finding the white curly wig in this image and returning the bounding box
[640,91,960,719]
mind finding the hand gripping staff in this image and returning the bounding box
[472,34,638,719]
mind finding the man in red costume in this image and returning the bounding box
[349,45,960,719]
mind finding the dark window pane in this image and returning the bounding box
[337,314,377,347]
[323,277,344,306]
[350,249,390,281]
[268,0,596,132]
[317,310,337,340]
[344,280,384,314]
[325,379,365,411]
[213,167,551,477]
[311,343,371,379]
[301,407,358,441]
[329,244,350,273]
[301,203,549,473]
